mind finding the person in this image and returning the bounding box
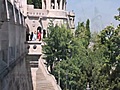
[30,32,33,41]
[37,30,41,41]
[32,31,37,41]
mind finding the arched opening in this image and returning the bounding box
[37,26,42,41]
[62,0,65,10]
[37,26,41,33]
[43,29,46,38]
[26,24,30,41]
[51,0,55,9]
[57,0,60,9]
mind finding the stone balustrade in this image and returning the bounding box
[27,9,67,19]
[48,9,67,19]
[27,9,49,17]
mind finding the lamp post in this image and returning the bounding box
[58,58,62,86]
[86,83,90,90]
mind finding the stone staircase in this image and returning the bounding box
[27,41,61,90]
[36,56,61,90]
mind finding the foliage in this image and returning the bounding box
[27,0,42,9]
[43,22,73,73]
[43,8,120,90]
[114,7,120,21]
[94,25,120,89]
[75,19,91,48]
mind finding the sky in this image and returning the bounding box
[66,0,120,32]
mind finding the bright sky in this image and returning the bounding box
[67,0,120,32]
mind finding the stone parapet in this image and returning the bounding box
[47,9,67,19]
[27,9,49,18]
[25,41,42,55]
[27,8,67,19]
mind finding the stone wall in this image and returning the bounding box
[0,0,33,90]
[1,57,33,90]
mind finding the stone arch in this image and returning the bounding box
[37,26,42,33]
[37,26,42,40]
[26,24,30,41]
[62,0,65,10]
[43,29,46,38]
[51,0,55,9]
[57,0,60,9]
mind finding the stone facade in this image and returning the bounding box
[0,0,75,90]
[26,41,62,90]
[0,0,32,90]
[25,0,75,40]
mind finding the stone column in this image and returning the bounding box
[5,0,10,20]
[42,0,44,9]
[64,1,66,10]
[60,0,63,10]
[46,0,51,9]
[42,0,45,9]
[55,0,57,9]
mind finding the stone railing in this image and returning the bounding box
[27,9,49,17]
[48,9,67,19]
[27,8,67,19]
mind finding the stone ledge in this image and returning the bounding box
[25,41,42,44]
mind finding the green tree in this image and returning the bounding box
[75,19,91,48]
[43,23,73,74]
[53,20,106,90]
[93,24,120,89]
[114,7,120,21]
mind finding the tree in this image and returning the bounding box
[75,19,91,48]
[114,7,120,21]
[53,20,106,90]
[94,25,120,89]
[43,23,73,74]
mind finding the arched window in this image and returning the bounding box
[26,24,30,41]
[57,0,60,9]
[43,29,46,38]
[51,0,55,9]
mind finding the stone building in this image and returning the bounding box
[0,0,32,90]
[25,0,75,40]
[0,0,75,90]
